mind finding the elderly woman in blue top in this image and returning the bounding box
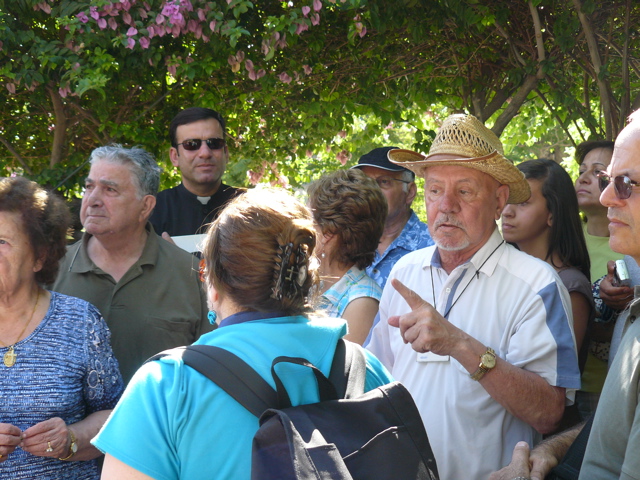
[0,177,123,479]
[95,187,393,480]
[307,169,388,344]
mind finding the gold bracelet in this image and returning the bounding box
[58,428,78,461]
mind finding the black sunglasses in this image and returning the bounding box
[596,171,640,200]
[177,138,226,151]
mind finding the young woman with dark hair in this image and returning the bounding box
[502,159,594,372]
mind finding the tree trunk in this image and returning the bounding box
[47,85,67,168]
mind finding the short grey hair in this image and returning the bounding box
[89,144,161,197]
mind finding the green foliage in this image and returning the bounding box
[0,0,639,203]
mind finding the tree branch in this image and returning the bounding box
[0,134,32,175]
[571,0,614,139]
[46,85,67,168]
[534,88,577,148]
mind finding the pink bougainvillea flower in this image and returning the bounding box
[247,170,264,185]
[156,13,165,24]
[97,18,107,29]
[295,22,308,35]
[126,27,138,36]
[313,0,322,11]
[303,64,312,75]
[302,6,310,17]
[90,6,100,20]
[278,72,292,84]
[311,13,320,25]
[337,149,351,165]
[108,17,118,30]
[38,2,52,14]
[58,86,71,97]
[197,8,206,21]
[138,7,148,19]
[126,37,135,49]
[139,36,150,49]
[6,83,16,94]
[76,12,89,23]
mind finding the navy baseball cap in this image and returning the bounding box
[352,146,410,172]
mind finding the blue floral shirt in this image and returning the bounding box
[366,211,433,288]
[319,267,382,318]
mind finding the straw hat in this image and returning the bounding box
[388,114,530,204]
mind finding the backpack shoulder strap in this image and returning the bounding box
[147,345,278,418]
[328,339,367,399]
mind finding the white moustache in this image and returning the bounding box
[434,215,464,230]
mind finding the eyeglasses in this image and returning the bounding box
[375,175,411,190]
[177,138,226,151]
[596,171,640,200]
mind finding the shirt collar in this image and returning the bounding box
[428,227,505,277]
[68,222,158,273]
[219,310,289,328]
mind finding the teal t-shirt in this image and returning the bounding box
[92,315,393,480]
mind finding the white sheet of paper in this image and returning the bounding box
[171,234,206,253]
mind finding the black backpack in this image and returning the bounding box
[149,340,439,480]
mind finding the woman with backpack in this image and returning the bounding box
[93,187,396,480]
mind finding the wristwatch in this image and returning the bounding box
[58,428,78,461]
[470,347,496,381]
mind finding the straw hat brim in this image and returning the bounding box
[388,149,531,204]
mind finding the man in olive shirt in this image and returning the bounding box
[53,145,212,383]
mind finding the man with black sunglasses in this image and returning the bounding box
[490,110,640,480]
[150,107,243,246]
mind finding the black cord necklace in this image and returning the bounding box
[430,241,505,319]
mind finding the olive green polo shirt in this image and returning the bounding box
[52,224,212,384]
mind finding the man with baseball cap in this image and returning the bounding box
[367,114,580,479]
[352,147,433,288]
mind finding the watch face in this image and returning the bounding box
[481,352,496,369]
[71,443,78,453]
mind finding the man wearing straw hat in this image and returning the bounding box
[367,114,581,479]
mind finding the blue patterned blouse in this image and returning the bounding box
[319,267,382,318]
[0,292,123,479]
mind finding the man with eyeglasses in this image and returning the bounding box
[150,107,243,243]
[490,110,640,480]
[352,146,433,289]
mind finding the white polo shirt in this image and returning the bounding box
[367,228,581,480]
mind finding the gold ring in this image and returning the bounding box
[46,441,53,453]
[0,454,3,458]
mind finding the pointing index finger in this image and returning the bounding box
[391,278,429,310]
